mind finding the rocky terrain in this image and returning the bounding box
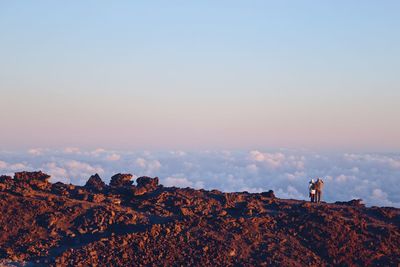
[0,171,399,266]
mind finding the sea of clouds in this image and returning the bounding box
[0,148,399,207]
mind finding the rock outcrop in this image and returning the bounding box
[0,175,12,191]
[261,189,275,198]
[13,171,51,190]
[0,171,399,266]
[133,176,159,195]
[136,176,159,188]
[335,199,365,207]
[109,173,133,187]
[84,173,107,192]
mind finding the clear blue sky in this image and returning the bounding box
[0,1,399,151]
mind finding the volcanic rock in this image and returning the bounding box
[136,176,159,188]
[14,171,50,183]
[84,173,107,191]
[13,171,51,190]
[0,175,12,183]
[51,182,71,197]
[89,193,106,203]
[133,176,159,196]
[0,171,399,266]
[110,173,133,187]
[0,175,12,191]
[335,199,365,207]
[261,190,275,198]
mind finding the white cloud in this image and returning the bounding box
[285,171,304,181]
[169,150,186,157]
[163,176,204,189]
[246,164,258,174]
[64,160,104,183]
[240,186,264,193]
[336,174,349,183]
[28,148,43,156]
[43,162,69,183]
[1,149,400,207]
[135,158,146,168]
[249,150,305,171]
[8,163,27,171]
[90,148,106,156]
[183,161,194,170]
[135,158,161,175]
[164,177,193,188]
[326,175,334,182]
[149,160,161,171]
[370,188,394,207]
[276,185,306,200]
[0,161,28,172]
[388,159,400,169]
[0,161,7,169]
[250,150,266,162]
[372,188,387,200]
[106,153,121,161]
[64,147,81,154]
[344,153,400,170]
[249,150,286,168]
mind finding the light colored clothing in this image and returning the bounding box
[314,179,324,191]
[309,181,315,193]
[309,180,316,202]
[315,179,324,203]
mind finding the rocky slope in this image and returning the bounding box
[0,171,399,266]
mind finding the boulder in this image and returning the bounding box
[85,174,107,191]
[132,176,159,196]
[0,175,13,191]
[335,199,365,207]
[51,182,70,197]
[13,171,51,190]
[261,190,275,198]
[89,193,106,203]
[136,176,159,189]
[76,189,90,201]
[14,171,50,183]
[0,175,12,183]
[110,173,133,187]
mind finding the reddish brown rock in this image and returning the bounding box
[89,193,106,203]
[13,171,50,183]
[0,175,12,183]
[13,171,51,190]
[84,173,107,191]
[0,175,12,191]
[261,190,275,198]
[0,171,398,266]
[136,176,159,188]
[110,173,133,187]
[335,199,365,207]
[132,176,159,196]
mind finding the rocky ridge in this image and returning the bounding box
[0,171,399,266]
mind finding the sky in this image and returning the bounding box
[0,2,399,206]
[0,1,399,151]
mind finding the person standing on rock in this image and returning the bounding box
[314,178,324,203]
[308,179,316,203]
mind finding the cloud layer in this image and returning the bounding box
[1,148,399,207]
